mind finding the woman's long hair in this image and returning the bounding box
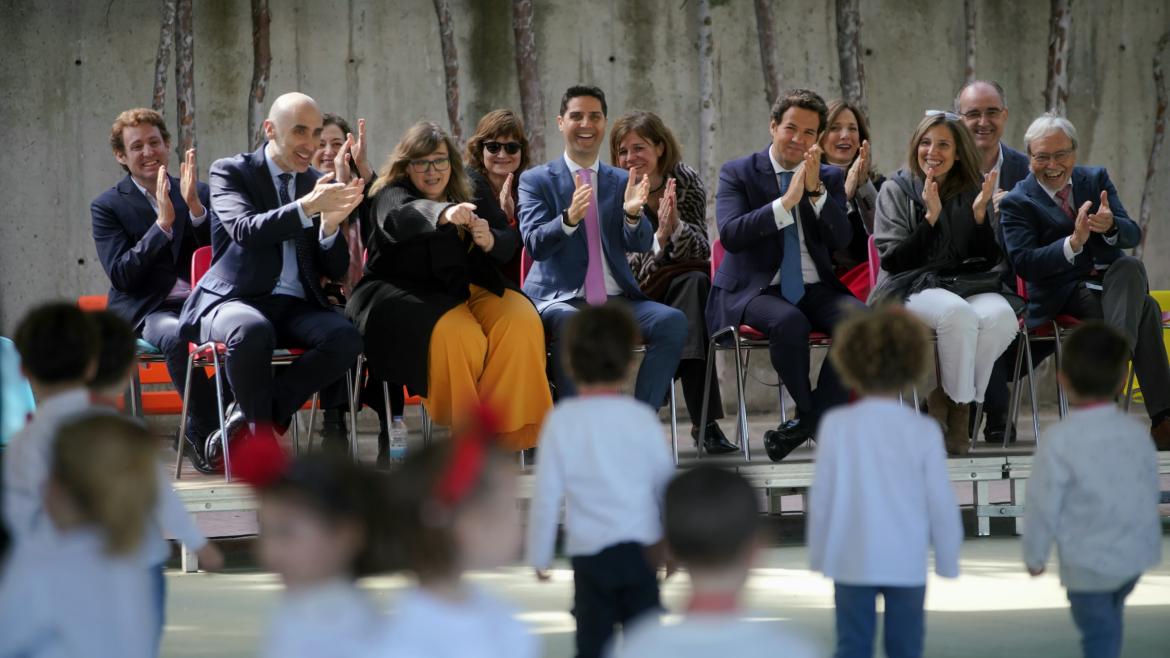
[905,113,982,202]
[371,121,471,202]
[608,110,682,177]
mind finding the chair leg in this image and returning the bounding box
[173,351,199,480]
[970,402,983,451]
[290,411,302,454]
[669,380,679,466]
[421,404,432,445]
[730,330,751,462]
[697,339,721,460]
[1024,335,1041,443]
[911,386,920,412]
[128,366,143,418]
[1007,333,1027,447]
[305,394,318,452]
[345,369,360,461]
[1123,364,1137,412]
[212,351,232,482]
[1053,325,1068,418]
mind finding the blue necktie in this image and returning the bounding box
[777,171,804,304]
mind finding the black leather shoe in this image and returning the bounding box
[692,422,739,455]
[181,428,217,475]
[762,418,815,463]
[984,425,1017,445]
[205,403,247,472]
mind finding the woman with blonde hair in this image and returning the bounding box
[347,121,551,453]
[871,111,1017,455]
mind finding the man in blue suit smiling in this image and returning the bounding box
[518,85,691,423]
[1001,112,1170,449]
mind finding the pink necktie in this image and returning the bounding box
[1055,186,1075,221]
[579,168,607,305]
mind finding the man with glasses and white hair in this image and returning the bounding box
[955,80,1033,444]
[1001,112,1170,448]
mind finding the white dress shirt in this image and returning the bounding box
[808,398,963,586]
[370,585,538,658]
[611,613,822,658]
[559,153,629,297]
[1023,405,1162,591]
[526,395,676,569]
[261,579,379,658]
[0,526,155,658]
[1037,179,1118,263]
[129,177,207,299]
[263,143,338,299]
[767,148,826,286]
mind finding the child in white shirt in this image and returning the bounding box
[808,307,963,658]
[612,465,821,658]
[369,410,538,658]
[1023,322,1162,658]
[527,303,676,658]
[0,414,161,658]
[248,450,387,658]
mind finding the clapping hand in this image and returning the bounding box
[1087,191,1115,233]
[922,170,942,225]
[179,149,204,216]
[566,172,592,226]
[780,163,807,211]
[972,170,999,224]
[470,216,495,252]
[845,140,870,200]
[655,178,679,247]
[155,165,175,230]
[803,144,823,193]
[349,118,374,181]
[623,166,651,218]
[333,135,354,184]
[498,172,516,224]
[312,173,366,236]
[1069,200,1094,251]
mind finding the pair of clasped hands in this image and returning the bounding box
[562,165,686,246]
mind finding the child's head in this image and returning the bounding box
[1059,321,1130,402]
[564,303,639,387]
[47,414,158,555]
[256,454,390,589]
[386,431,520,584]
[829,306,931,396]
[665,465,759,585]
[13,302,100,390]
[88,310,138,396]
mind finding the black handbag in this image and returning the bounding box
[910,258,1003,299]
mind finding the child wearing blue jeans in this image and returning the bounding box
[1023,322,1162,658]
[808,307,964,658]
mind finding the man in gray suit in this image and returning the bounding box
[955,80,1034,443]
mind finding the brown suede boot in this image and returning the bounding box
[1152,416,1170,451]
[945,398,972,456]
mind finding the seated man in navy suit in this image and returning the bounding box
[1001,112,1170,449]
[708,88,864,462]
[955,79,1036,443]
[179,92,365,466]
[518,86,696,435]
[91,108,219,472]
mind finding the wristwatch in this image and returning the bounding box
[807,182,826,198]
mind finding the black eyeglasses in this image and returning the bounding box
[409,157,451,173]
[925,110,962,122]
[484,141,522,155]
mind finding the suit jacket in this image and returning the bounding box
[517,158,653,309]
[179,145,350,339]
[999,144,1030,192]
[1000,166,1140,327]
[91,174,211,329]
[707,147,852,332]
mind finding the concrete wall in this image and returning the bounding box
[3,0,1170,333]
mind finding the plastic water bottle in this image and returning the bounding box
[389,417,408,463]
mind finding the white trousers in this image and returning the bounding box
[904,289,1018,404]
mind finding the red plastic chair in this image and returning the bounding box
[174,247,360,481]
[76,295,179,416]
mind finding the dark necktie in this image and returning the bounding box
[777,171,804,305]
[278,173,331,307]
[1055,186,1075,222]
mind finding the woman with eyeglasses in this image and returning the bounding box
[346,121,552,454]
[607,110,738,455]
[819,100,885,286]
[464,110,530,284]
[870,111,1018,455]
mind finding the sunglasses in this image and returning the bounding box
[484,140,522,155]
[925,110,962,122]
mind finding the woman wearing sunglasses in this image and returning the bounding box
[465,110,530,284]
[347,121,552,455]
[608,110,738,455]
[870,111,1017,455]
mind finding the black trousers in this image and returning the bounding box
[199,295,363,426]
[570,542,661,658]
[142,301,221,437]
[741,283,866,420]
[653,271,723,425]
